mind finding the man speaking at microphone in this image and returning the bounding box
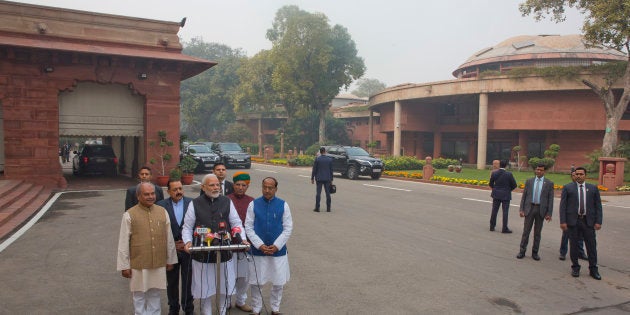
[245,177,293,315]
[182,174,247,315]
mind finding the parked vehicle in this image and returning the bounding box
[72,144,118,176]
[323,145,384,179]
[211,142,251,169]
[184,144,220,172]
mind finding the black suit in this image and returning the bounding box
[559,182,603,272]
[311,155,334,211]
[124,183,164,211]
[156,196,194,315]
[489,168,517,230]
[199,179,234,196]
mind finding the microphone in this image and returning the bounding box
[195,226,210,246]
[218,221,231,245]
[204,231,215,247]
[231,226,243,244]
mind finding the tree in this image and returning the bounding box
[181,38,247,140]
[266,5,365,145]
[520,0,630,157]
[352,78,387,97]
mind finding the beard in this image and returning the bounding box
[204,190,220,199]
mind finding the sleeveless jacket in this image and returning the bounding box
[128,204,168,269]
[251,196,287,257]
[191,194,233,263]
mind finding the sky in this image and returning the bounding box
[15,0,586,89]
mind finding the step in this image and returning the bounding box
[0,181,53,241]
[0,181,32,211]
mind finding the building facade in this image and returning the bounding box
[0,1,214,187]
[368,35,629,170]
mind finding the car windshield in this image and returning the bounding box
[189,145,211,153]
[346,147,370,156]
[85,145,115,157]
[220,143,242,151]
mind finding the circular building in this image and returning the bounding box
[369,34,629,170]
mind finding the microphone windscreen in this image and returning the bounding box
[232,232,243,244]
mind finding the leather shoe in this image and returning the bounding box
[489,226,495,231]
[590,270,601,280]
[235,304,253,312]
[516,252,525,259]
[571,269,580,277]
[578,253,588,260]
[327,208,331,212]
[313,208,320,212]
[559,254,566,261]
[532,253,540,261]
[501,228,512,234]
[272,312,283,315]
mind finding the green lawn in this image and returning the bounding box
[419,168,599,186]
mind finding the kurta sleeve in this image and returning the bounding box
[228,200,246,240]
[182,202,196,244]
[273,202,293,250]
[164,209,178,265]
[116,212,131,271]
[244,201,263,249]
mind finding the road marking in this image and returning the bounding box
[0,192,62,253]
[363,184,412,192]
[603,204,630,209]
[256,169,278,173]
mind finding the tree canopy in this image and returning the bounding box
[352,78,387,97]
[520,0,630,156]
[181,38,246,140]
[266,5,365,144]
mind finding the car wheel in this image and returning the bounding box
[371,172,381,180]
[347,165,358,180]
[245,163,251,169]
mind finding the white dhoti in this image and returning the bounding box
[191,259,236,298]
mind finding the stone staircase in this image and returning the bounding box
[0,180,53,240]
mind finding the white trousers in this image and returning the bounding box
[200,294,227,315]
[250,284,284,313]
[132,288,161,315]
[234,276,249,306]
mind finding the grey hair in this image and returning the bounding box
[136,182,154,197]
[202,173,218,184]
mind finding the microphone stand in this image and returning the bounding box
[190,244,250,311]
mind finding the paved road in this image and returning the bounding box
[1,164,629,314]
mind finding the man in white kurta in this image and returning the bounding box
[245,177,293,315]
[182,174,246,315]
[117,182,177,315]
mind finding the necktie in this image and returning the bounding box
[220,182,224,196]
[533,178,540,204]
[579,184,585,215]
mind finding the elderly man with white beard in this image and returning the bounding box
[182,174,247,315]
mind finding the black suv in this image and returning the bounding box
[324,145,384,180]
[185,144,220,172]
[211,142,251,169]
[72,144,118,176]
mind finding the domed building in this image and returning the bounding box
[368,34,629,170]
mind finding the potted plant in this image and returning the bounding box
[149,130,174,186]
[169,167,182,181]
[179,155,198,185]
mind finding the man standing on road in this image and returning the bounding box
[311,147,334,212]
[517,164,554,260]
[117,182,177,315]
[226,172,255,313]
[156,180,194,315]
[125,166,164,211]
[245,177,293,315]
[489,159,517,233]
[559,167,603,280]
[183,174,246,315]
[559,170,588,261]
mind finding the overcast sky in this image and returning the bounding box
[16,0,585,89]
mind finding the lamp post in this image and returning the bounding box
[280,131,285,159]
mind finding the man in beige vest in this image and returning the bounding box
[118,182,177,315]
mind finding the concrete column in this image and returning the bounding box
[476,93,488,169]
[433,132,442,158]
[393,101,402,156]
